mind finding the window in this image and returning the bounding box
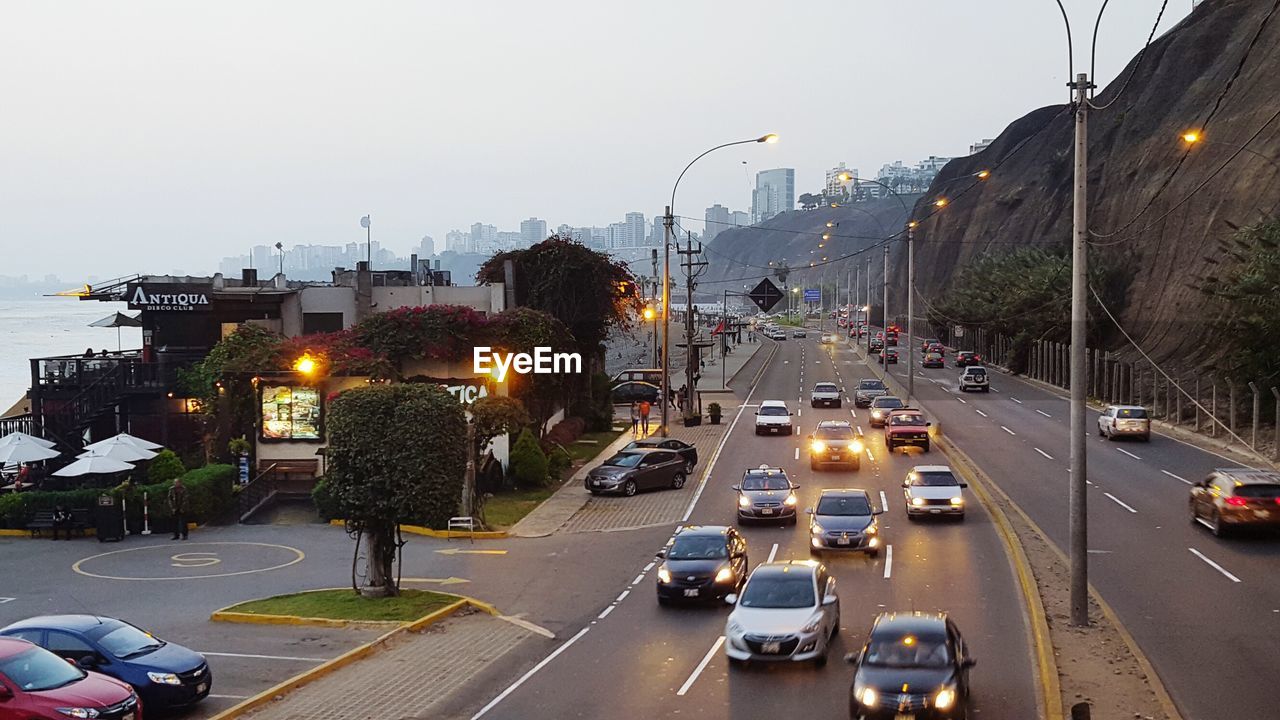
[6,630,42,645]
[1116,408,1148,419]
[909,471,958,487]
[302,312,344,335]
[46,632,95,662]
[604,453,644,468]
[816,496,872,515]
[668,536,729,560]
[260,385,322,441]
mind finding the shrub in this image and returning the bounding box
[546,445,573,481]
[509,429,549,487]
[543,417,585,451]
[147,449,186,484]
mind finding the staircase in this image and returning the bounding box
[238,461,321,524]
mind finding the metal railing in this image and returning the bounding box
[237,463,279,523]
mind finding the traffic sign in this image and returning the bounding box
[804,288,820,303]
[747,278,784,312]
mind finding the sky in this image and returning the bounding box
[0,0,1190,281]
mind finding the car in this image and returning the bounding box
[584,448,687,496]
[1097,405,1151,441]
[885,408,931,453]
[1189,469,1280,537]
[611,368,665,386]
[755,400,794,435]
[846,612,976,720]
[793,328,808,338]
[926,342,944,356]
[770,329,789,341]
[724,561,840,667]
[611,381,660,404]
[921,352,944,368]
[0,636,141,720]
[854,379,889,407]
[811,382,842,408]
[878,348,899,365]
[807,489,883,556]
[0,615,209,713]
[921,337,941,352]
[958,366,989,392]
[655,526,748,605]
[820,333,839,344]
[733,465,799,524]
[624,437,698,473]
[808,420,864,470]
[954,351,982,367]
[885,331,899,346]
[869,337,884,353]
[857,325,868,338]
[868,396,905,427]
[903,465,967,520]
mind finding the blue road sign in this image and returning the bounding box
[804,288,821,303]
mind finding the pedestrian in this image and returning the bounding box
[51,504,72,540]
[639,399,651,434]
[629,401,640,435]
[168,477,189,540]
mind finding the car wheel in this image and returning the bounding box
[671,472,686,490]
[1096,424,1104,437]
[922,442,930,453]
[623,480,638,497]
[811,401,818,408]
[834,400,842,408]
[1211,510,1228,538]
[811,460,820,471]
[815,651,828,668]
[851,461,861,471]
[982,387,990,392]
[588,490,601,496]
[1142,434,1151,442]
[728,656,748,669]
[868,547,880,558]
[657,595,671,607]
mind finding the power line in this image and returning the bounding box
[1088,0,1169,111]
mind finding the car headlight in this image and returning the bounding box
[810,522,824,534]
[738,495,751,508]
[715,566,735,584]
[851,440,864,453]
[810,440,827,453]
[56,710,100,719]
[865,524,877,535]
[657,565,672,584]
[147,671,182,685]
[727,619,744,636]
[911,497,925,506]
[801,613,823,633]
[950,496,964,506]
[934,686,957,710]
[871,410,882,418]
[856,685,879,707]
[784,493,798,506]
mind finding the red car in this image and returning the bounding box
[884,407,932,453]
[0,637,140,719]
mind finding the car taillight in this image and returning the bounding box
[1225,496,1248,506]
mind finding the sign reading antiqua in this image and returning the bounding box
[126,283,213,312]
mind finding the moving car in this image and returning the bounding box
[885,331,899,346]
[926,341,945,356]
[869,337,885,353]
[885,408,931,453]
[846,612,975,719]
[878,348,899,365]
[820,333,838,344]
[1097,405,1150,441]
[733,465,799,525]
[770,329,788,340]
[921,338,941,352]
[655,526,748,605]
[854,379,889,407]
[623,437,698,473]
[958,366,989,392]
[807,489,882,556]
[921,352,943,368]
[584,448,687,496]
[755,400,794,435]
[808,420,864,471]
[724,561,839,667]
[1,615,208,712]
[954,351,982,367]
[794,328,808,338]
[868,396,905,428]
[1189,468,1280,537]
[903,465,967,520]
[811,382,842,408]
[0,636,141,720]
[611,381,660,404]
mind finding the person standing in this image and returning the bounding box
[639,399,652,435]
[168,477,189,540]
[629,401,640,435]
[51,505,72,540]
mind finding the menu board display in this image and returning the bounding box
[261,385,322,441]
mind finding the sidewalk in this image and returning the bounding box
[695,337,762,394]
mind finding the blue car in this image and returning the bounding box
[0,615,211,712]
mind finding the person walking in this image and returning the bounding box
[168,477,189,540]
[629,401,641,435]
[639,399,652,435]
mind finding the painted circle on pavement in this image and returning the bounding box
[72,541,305,581]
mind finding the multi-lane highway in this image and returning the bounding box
[470,330,1039,720]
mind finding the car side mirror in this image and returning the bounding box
[805,508,815,514]
[822,593,838,606]
[963,658,977,668]
[791,484,800,490]
[655,550,666,559]
[789,411,794,416]
[959,483,969,489]
[926,421,933,426]
[730,484,741,491]
[76,656,99,670]
[724,593,738,606]
[874,509,885,515]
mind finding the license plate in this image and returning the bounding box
[760,508,774,515]
[197,682,208,693]
[769,427,779,433]
[836,537,850,545]
[830,455,840,460]
[896,714,914,720]
[683,588,699,597]
[763,642,781,654]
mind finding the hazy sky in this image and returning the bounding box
[0,1,1188,280]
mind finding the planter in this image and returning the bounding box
[683,415,702,427]
[708,413,722,425]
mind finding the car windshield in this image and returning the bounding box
[814,384,838,393]
[965,368,987,376]
[668,536,729,560]
[759,406,789,416]
[865,634,951,668]
[890,414,926,426]
[739,575,815,609]
[872,397,904,409]
[815,426,855,440]
[909,471,958,487]
[1116,408,1148,419]
[1236,485,1280,499]
[0,646,85,692]
[742,473,790,490]
[816,496,872,516]
[859,380,886,390]
[604,453,644,468]
[95,623,164,659]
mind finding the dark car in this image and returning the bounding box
[624,437,698,473]
[611,381,660,404]
[585,448,687,496]
[733,466,799,525]
[0,614,208,713]
[921,352,944,368]
[885,408,931,453]
[0,637,140,720]
[868,396,905,428]
[885,331,899,347]
[847,612,975,719]
[878,348,899,365]
[869,337,884,354]
[808,420,864,471]
[921,338,940,352]
[655,525,748,605]
[807,489,883,556]
[1189,468,1280,537]
[954,351,982,367]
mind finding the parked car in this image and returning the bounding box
[846,612,975,719]
[885,408,931,453]
[921,352,944,368]
[755,400,794,435]
[623,437,698,473]
[655,525,748,605]
[807,420,864,471]
[733,465,799,525]
[868,396,905,428]
[954,351,982,367]
[811,382,842,408]
[1097,405,1151,441]
[854,379,889,407]
[611,381,660,404]
[958,366,989,392]
[807,489,882,556]
[878,348,899,365]
[724,561,840,666]
[903,465,967,520]
[584,448,687,496]
[0,637,141,720]
[1189,468,1280,537]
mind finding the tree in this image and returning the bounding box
[147,449,186,484]
[323,384,467,596]
[467,396,531,523]
[1200,219,1280,381]
[487,307,576,432]
[799,193,822,210]
[179,324,286,462]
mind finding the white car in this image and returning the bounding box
[810,382,841,408]
[903,465,967,520]
[958,366,989,392]
[793,328,808,338]
[755,400,793,435]
[820,333,838,344]
[1097,405,1151,441]
[725,561,840,667]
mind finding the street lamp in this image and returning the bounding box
[294,353,318,375]
[1181,130,1280,172]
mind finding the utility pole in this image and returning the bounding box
[1069,71,1094,628]
[865,258,873,354]
[907,222,916,401]
[651,248,660,368]
[661,206,672,437]
[678,232,706,417]
[882,245,889,337]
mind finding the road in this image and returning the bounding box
[468,330,1040,720]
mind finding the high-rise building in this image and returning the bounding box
[751,168,795,223]
[649,216,664,247]
[418,235,435,257]
[606,222,628,249]
[470,223,497,254]
[496,231,523,250]
[624,212,647,247]
[556,223,573,238]
[520,217,547,246]
[825,162,859,198]
[704,204,731,242]
[969,138,994,155]
[445,230,468,253]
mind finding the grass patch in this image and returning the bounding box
[566,429,626,463]
[225,589,457,622]
[483,486,556,529]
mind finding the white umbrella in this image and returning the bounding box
[0,432,56,449]
[53,454,135,477]
[0,438,60,464]
[84,433,162,452]
[77,438,156,463]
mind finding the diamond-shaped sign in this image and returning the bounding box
[748,278,784,313]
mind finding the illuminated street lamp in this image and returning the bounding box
[1181,130,1280,172]
[294,353,318,375]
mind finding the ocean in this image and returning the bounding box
[0,297,142,411]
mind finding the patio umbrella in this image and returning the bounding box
[0,437,60,464]
[88,311,142,351]
[77,437,157,462]
[84,432,163,452]
[0,431,56,449]
[53,453,134,477]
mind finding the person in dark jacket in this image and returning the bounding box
[51,505,73,540]
[168,477,189,540]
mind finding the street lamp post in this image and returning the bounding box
[906,222,916,401]
[1068,71,1094,628]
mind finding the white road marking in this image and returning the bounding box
[1104,493,1138,513]
[798,408,802,417]
[879,490,889,512]
[991,388,1001,393]
[1036,410,1052,418]
[1162,470,1192,485]
[1001,425,1016,435]
[198,652,328,662]
[857,425,864,435]
[866,449,875,462]
[597,605,615,620]
[794,447,800,461]
[470,626,593,719]
[677,636,726,696]
[883,545,893,578]
[1010,397,1023,404]
[1034,448,1054,460]
[783,360,790,364]
[850,409,857,418]
[767,543,779,563]
[1116,448,1142,460]
[975,409,988,418]
[643,561,655,572]
[956,397,967,404]
[1188,548,1242,583]
[0,598,13,604]
[616,589,630,603]
[681,368,765,522]
[632,573,644,585]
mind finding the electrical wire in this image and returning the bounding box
[1088,0,1168,111]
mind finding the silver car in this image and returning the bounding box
[734,465,799,525]
[724,561,840,667]
[810,382,842,408]
[903,465,967,520]
[1097,405,1150,441]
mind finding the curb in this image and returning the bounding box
[1,521,198,539]
[507,428,639,538]
[327,519,508,540]
[724,340,765,387]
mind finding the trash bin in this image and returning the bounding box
[95,494,124,542]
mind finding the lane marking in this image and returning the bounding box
[797,408,802,417]
[615,589,630,603]
[470,626,593,719]
[850,409,857,419]
[883,544,893,579]
[767,543,779,563]
[643,561,655,572]
[0,598,13,604]
[866,449,875,462]
[597,605,615,619]
[991,388,1001,393]
[1162,470,1192,486]
[1116,448,1142,460]
[632,573,644,585]
[1001,425,1016,435]
[1104,493,1138,513]
[680,360,767,522]
[1188,548,1242,583]
[857,425,864,435]
[208,694,251,700]
[975,409,988,418]
[435,548,507,555]
[879,490,889,512]
[1036,410,1052,418]
[677,636,726,696]
[198,652,328,662]
[1010,397,1023,404]
[1034,448,1054,460]
[957,397,967,404]
[794,448,800,461]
